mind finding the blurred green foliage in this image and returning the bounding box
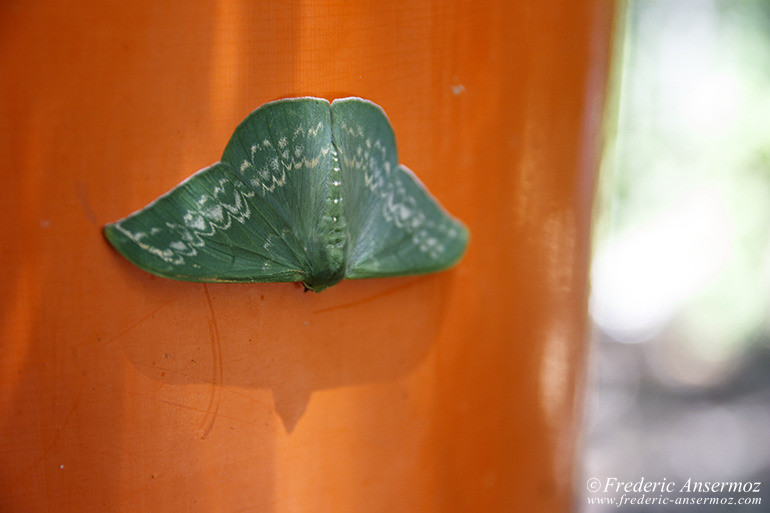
[594,0,770,367]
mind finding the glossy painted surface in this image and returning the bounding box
[0,1,613,511]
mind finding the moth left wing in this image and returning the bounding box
[220,97,343,281]
[103,162,307,282]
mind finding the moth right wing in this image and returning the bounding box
[331,98,469,279]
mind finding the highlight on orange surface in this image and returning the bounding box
[0,1,614,511]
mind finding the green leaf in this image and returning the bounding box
[104,97,468,292]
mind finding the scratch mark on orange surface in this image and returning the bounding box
[113,387,262,429]
[108,300,175,342]
[131,361,269,406]
[34,374,85,465]
[75,180,97,224]
[197,284,222,439]
[312,278,421,314]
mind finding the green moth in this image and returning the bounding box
[104,97,468,292]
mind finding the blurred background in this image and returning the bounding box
[581,1,770,511]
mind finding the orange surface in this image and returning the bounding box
[0,1,614,511]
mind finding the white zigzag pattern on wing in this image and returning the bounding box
[237,122,328,196]
[115,177,256,265]
[339,123,454,260]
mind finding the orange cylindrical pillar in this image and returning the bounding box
[0,1,613,511]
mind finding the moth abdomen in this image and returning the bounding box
[300,143,348,293]
[319,144,347,261]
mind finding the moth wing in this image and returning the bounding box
[331,98,468,279]
[105,98,339,283]
[220,97,340,277]
[104,162,306,282]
